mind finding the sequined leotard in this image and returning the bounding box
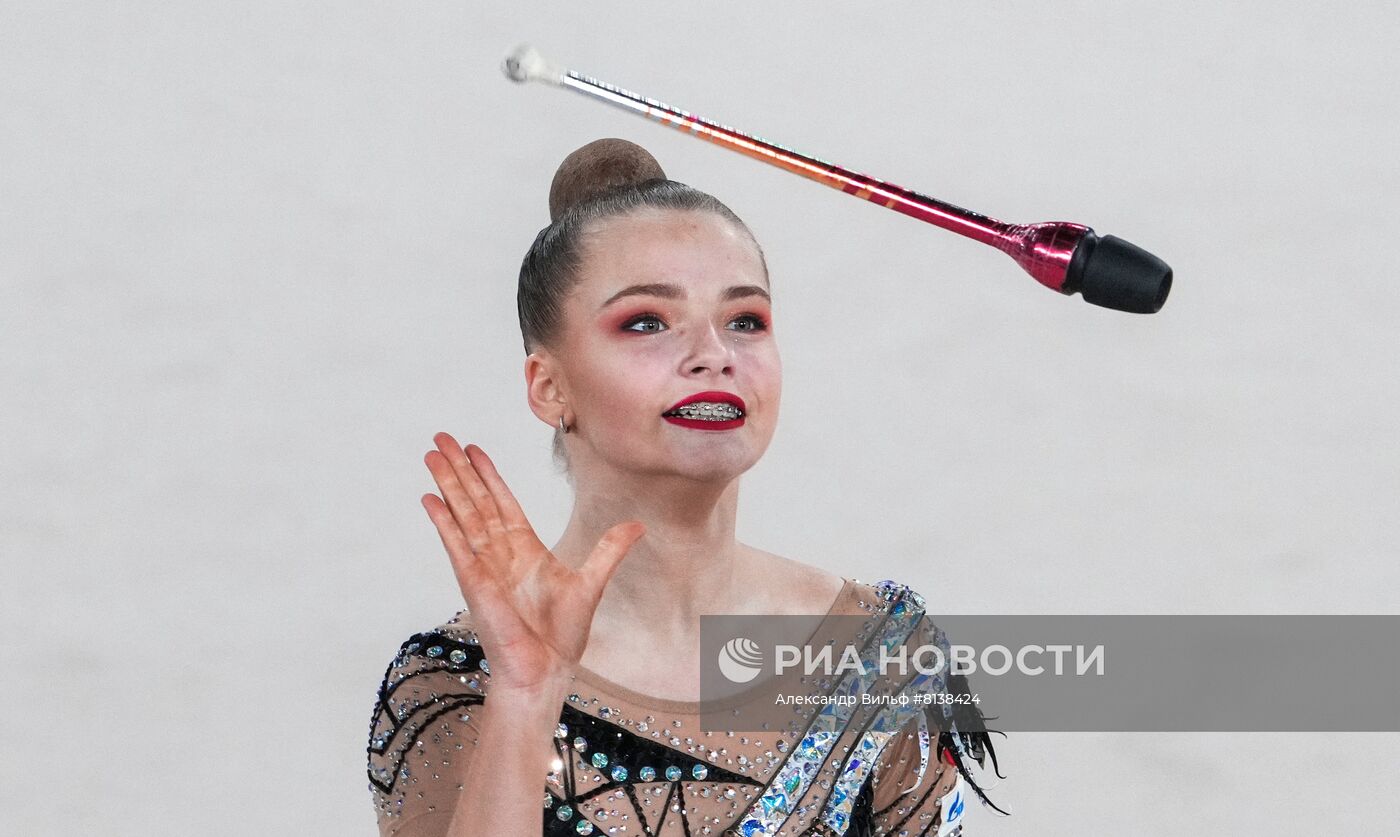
[367,578,990,837]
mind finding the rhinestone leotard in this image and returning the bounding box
[367,578,982,837]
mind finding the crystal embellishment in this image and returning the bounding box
[364,581,975,837]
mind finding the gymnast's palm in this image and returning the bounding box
[420,431,645,694]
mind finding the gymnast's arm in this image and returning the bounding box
[438,679,571,837]
[366,629,573,837]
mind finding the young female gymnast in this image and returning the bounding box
[366,138,999,837]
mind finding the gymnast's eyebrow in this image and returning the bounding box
[599,283,771,309]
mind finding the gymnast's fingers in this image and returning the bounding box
[432,432,513,559]
[464,444,543,550]
[579,521,647,595]
[424,446,493,561]
[420,491,486,600]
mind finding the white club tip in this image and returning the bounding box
[502,43,564,85]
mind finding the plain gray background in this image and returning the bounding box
[3,1,1397,834]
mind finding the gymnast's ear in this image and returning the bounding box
[523,351,568,427]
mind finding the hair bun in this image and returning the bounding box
[548,138,667,223]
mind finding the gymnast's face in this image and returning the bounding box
[543,207,779,483]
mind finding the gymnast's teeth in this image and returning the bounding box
[664,402,744,420]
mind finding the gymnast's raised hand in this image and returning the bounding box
[420,431,646,696]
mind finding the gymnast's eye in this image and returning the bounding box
[728,313,769,332]
[622,313,666,333]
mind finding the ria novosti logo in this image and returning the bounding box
[716,637,764,683]
[716,635,1105,683]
